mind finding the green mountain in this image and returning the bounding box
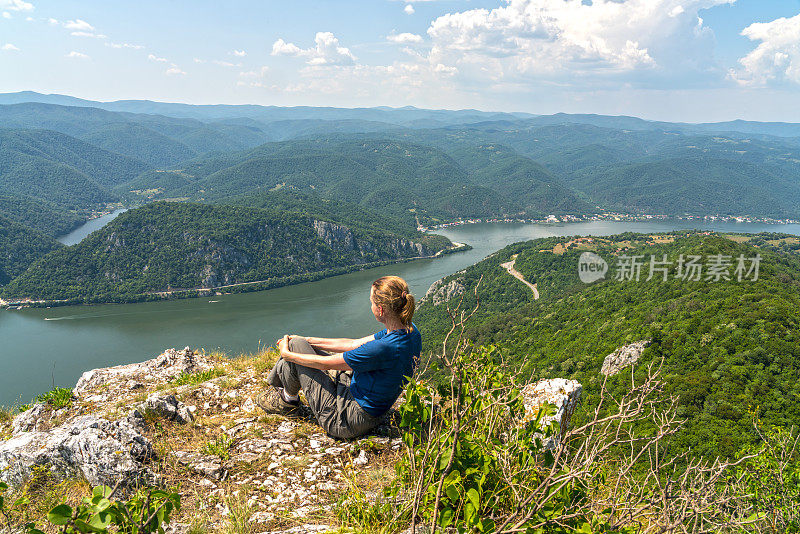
[399,124,800,217]
[0,214,62,286]
[78,123,199,167]
[0,103,270,167]
[126,138,590,223]
[0,128,148,209]
[568,156,800,217]
[417,232,800,458]
[1,201,452,304]
[0,195,84,237]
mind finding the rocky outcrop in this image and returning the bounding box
[0,349,212,488]
[313,219,430,259]
[138,393,195,424]
[312,220,357,252]
[75,347,213,403]
[421,274,466,306]
[0,413,154,487]
[601,340,651,376]
[0,344,579,532]
[520,378,582,446]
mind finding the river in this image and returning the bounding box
[3,219,799,407]
[57,209,127,246]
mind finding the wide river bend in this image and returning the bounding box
[3,219,799,407]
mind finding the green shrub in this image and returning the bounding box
[40,485,180,534]
[733,424,800,531]
[36,387,74,409]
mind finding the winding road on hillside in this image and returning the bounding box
[500,254,540,299]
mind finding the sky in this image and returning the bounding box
[2,0,800,122]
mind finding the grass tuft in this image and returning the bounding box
[202,434,234,461]
[172,367,226,386]
[36,387,74,409]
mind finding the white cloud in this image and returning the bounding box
[0,0,33,12]
[166,65,186,75]
[424,0,733,86]
[106,42,143,49]
[387,32,423,44]
[404,4,415,14]
[239,66,269,79]
[271,38,302,56]
[71,31,107,39]
[63,18,93,31]
[65,50,89,59]
[232,49,246,57]
[2,11,10,18]
[213,59,240,67]
[193,57,206,63]
[271,31,356,66]
[148,53,168,62]
[25,15,31,20]
[2,43,20,51]
[47,17,57,25]
[731,13,800,86]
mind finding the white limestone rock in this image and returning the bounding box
[11,403,47,434]
[421,275,465,307]
[600,340,651,376]
[0,413,154,487]
[138,393,194,423]
[74,347,213,402]
[520,378,582,446]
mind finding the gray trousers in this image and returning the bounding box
[266,336,379,439]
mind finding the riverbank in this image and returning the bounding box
[0,242,472,309]
[422,213,800,231]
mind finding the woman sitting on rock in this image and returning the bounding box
[258,275,420,439]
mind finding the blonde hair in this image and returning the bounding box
[372,275,415,329]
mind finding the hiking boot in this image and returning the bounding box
[255,388,301,418]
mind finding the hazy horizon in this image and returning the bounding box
[5,89,800,126]
[2,1,800,123]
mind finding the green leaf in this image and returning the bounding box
[89,511,112,530]
[438,508,454,528]
[466,487,480,510]
[75,518,106,533]
[93,486,113,499]
[445,484,459,502]
[47,504,73,525]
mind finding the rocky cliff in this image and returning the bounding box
[0,347,581,533]
[1,202,453,305]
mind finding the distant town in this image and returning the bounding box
[420,212,800,232]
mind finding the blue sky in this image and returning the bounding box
[2,0,800,122]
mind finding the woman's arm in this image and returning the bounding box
[279,336,353,371]
[302,333,377,353]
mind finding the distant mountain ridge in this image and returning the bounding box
[0,91,536,126]
[4,91,800,138]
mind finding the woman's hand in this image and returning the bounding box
[277,335,290,358]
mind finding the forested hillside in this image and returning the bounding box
[417,232,800,458]
[0,103,270,167]
[0,214,62,286]
[0,195,83,237]
[128,138,589,224]
[1,201,452,303]
[0,128,145,209]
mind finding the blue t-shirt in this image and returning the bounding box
[342,323,421,417]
